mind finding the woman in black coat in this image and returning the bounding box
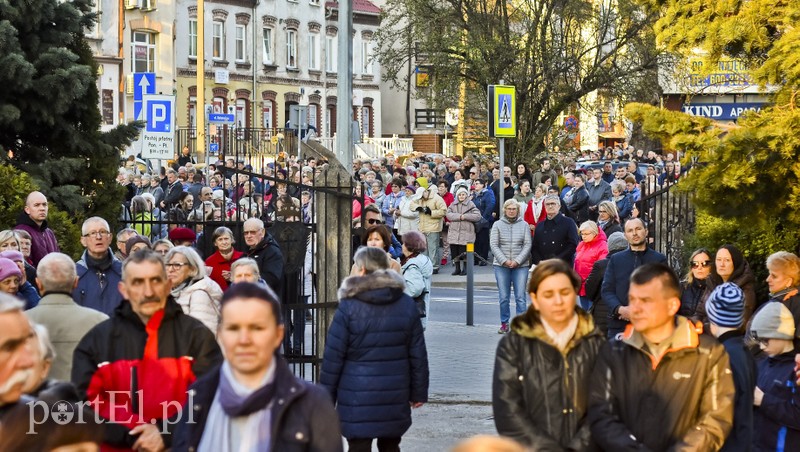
[492,259,605,450]
[567,174,590,225]
[320,247,429,452]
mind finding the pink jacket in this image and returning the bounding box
[574,228,608,296]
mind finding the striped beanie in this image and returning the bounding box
[706,282,745,328]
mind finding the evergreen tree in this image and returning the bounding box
[0,0,141,224]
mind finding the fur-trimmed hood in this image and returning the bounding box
[511,307,600,356]
[338,269,406,303]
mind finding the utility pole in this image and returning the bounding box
[336,0,353,166]
[196,0,206,163]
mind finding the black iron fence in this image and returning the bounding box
[639,180,696,275]
[125,139,359,381]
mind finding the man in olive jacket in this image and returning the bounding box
[588,263,734,451]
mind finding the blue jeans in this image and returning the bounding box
[494,265,530,324]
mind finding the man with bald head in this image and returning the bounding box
[26,253,108,380]
[14,191,59,266]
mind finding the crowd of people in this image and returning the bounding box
[3,140,800,451]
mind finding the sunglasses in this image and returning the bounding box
[367,218,384,225]
[690,260,711,269]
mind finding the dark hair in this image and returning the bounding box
[362,225,392,251]
[630,263,680,298]
[402,230,427,253]
[364,203,381,216]
[390,177,405,188]
[454,169,468,180]
[527,259,581,294]
[122,249,166,281]
[221,282,282,324]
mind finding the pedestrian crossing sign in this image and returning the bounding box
[488,85,516,138]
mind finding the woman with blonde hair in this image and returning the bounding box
[596,200,622,236]
[763,251,800,327]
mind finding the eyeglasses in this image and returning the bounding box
[690,260,711,269]
[367,218,384,225]
[82,231,110,238]
[166,262,190,270]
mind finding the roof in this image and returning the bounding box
[326,0,381,15]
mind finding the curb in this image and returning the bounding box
[432,281,497,289]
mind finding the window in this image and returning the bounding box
[286,29,297,68]
[188,19,197,58]
[235,99,247,128]
[362,106,371,137]
[308,34,319,70]
[262,28,273,64]
[352,36,358,74]
[325,36,336,72]
[212,97,225,114]
[361,40,373,75]
[235,25,246,62]
[212,21,225,60]
[309,104,319,130]
[188,98,197,137]
[325,105,335,136]
[262,101,274,129]
[131,32,155,72]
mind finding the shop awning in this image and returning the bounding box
[598,131,627,139]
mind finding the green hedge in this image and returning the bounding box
[0,164,83,260]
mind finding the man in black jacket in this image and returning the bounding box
[173,283,342,451]
[588,263,735,451]
[531,195,580,265]
[602,218,667,338]
[72,250,222,451]
[160,168,184,210]
[243,217,285,291]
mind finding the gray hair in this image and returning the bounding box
[165,246,206,282]
[230,257,260,277]
[31,323,56,362]
[0,292,24,313]
[81,217,110,236]
[352,246,390,274]
[544,194,561,205]
[212,226,235,244]
[36,253,77,293]
[116,228,137,243]
[579,220,599,236]
[611,180,626,195]
[243,217,265,231]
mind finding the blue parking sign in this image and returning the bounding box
[146,99,172,133]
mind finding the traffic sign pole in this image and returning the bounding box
[196,0,206,164]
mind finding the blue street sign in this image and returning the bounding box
[133,73,156,101]
[208,113,235,124]
[145,98,173,133]
[209,143,219,153]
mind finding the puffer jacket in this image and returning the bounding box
[320,270,429,439]
[679,277,715,323]
[753,351,800,451]
[410,188,447,233]
[574,229,608,296]
[489,215,531,267]
[493,309,604,450]
[173,276,223,333]
[401,253,433,328]
[395,196,419,236]
[588,317,735,451]
[445,199,481,245]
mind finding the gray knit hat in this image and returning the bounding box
[607,232,627,253]
[706,282,745,328]
[751,302,795,340]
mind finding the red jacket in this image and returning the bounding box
[204,249,244,290]
[574,229,608,296]
[524,198,547,234]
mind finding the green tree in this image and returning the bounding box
[375,0,663,163]
[0,0,141,225]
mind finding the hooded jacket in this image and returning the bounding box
[588,317,735,451]
[14,211,59,266]
[753,351,800,451]
[410,187,447,233]
[72,298,222,449]
[445,198,481,245]
[493,309,604,450]
[320,270,429,439]
[247,232,284,292]
[172,355,343,452]
[574,229,608,296]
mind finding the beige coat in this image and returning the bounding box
[445,200,481,245]
[410,190,447,233]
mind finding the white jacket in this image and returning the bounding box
[174,276,223,333]
[395,196,420,236]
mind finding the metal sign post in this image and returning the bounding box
[466,242,474,326]
[487,83,516,221]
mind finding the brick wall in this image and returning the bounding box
[412,134,441,153]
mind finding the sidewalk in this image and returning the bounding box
[431,261,498,289]
[403,321,501,450]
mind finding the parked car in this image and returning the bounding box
[574,160,649,179]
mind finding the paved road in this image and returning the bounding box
[429,287,502,326]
